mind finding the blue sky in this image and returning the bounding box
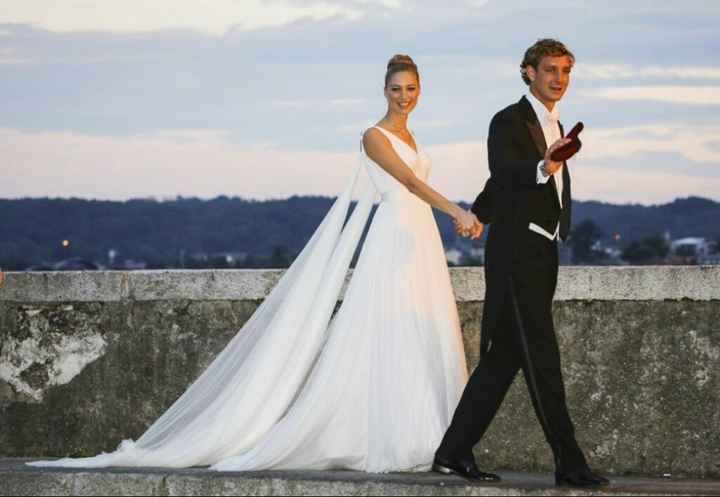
[1,0,719,204]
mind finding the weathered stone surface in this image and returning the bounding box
[1,303,109,402]
[3,266,720,303]
[0,271,130,303]
[0,300,261,459]
[451,266,720,302]
[128,270,284,302]
[2,459,720,497]
[0,268,719,479]
[474,301,720,478]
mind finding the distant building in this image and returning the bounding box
[445,249,463,265]
[189,251,249,268]
[213,252,248,266]
[668,237,719,265]
[119,259,147,270]
[594,241,624,263]
[469,247,485,261]
[670,238,713,257]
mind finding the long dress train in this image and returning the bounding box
[28,127,469,472]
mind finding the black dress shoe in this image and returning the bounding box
[432,455,501,482]
[555,468,610,487]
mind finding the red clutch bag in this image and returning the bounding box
[550,121,583,161]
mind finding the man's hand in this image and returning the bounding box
[454,211,484,240]
[468,219,484,240]
[543,137,571,176]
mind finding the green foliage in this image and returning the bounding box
[569,219,604,263]
[1,196,718,270]
[675,245,697,257]
[0,195,473,270]
[622,235,670,264]
[573,197,720,245]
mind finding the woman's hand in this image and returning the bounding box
[453,209,484,240]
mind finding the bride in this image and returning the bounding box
[29,54,485,473]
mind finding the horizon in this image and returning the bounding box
[2,193,717,209]
[1,1,719,205]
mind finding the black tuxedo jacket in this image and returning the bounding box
[470,95,572,356]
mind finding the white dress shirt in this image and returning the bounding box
[527,92,564,241]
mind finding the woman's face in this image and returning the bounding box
[384,71,420,116]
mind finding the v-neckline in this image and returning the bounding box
[374,126,418,155]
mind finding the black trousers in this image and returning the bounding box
[437,234,587,471]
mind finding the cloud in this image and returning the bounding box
[0,128,356,200]
[0,126,487,201]
[426,137,720,205]
[424,140,489,200]
[571,162,720,205]
[345,0,402,7]
[2,126,718,205]
[270,98,368,110]
[581,86,720,105]
[0,2,719,204]
[0,46,26,64]
[580,124,720,164]
[566,123,720,203]
[330,98,367,107]
[0,1,367,35]
[578,65,720,81]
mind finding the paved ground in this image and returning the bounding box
[2,458,719,496]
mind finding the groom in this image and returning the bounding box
[434,39,608,487]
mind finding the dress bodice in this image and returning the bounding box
[364,126,431,199]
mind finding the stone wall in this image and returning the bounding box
[1,267,718,477]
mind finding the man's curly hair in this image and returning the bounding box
[520,39,575,86]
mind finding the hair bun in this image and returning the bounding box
[384,54,420,87]
[387,54,416,69]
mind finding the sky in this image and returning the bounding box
[1,0,719,205]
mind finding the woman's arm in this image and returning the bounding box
[363,128,480,232]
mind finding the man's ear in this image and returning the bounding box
[525,65,536,83]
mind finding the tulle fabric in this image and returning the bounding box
[28,128,468,472]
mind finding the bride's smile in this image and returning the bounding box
[385,72,419,116]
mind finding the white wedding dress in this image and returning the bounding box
[28,127,469,473]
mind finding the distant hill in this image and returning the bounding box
[572,197,720,244]
[0,196,718,270]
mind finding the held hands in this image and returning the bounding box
[453,210,484,240]
[542,137,571,176]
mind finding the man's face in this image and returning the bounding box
[526,54,573,107]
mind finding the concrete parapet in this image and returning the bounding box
[3,266,720,303]
[0,267,718,478]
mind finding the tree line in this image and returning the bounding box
[1,196,718,270]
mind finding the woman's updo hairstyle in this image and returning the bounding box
[385,54,420,88]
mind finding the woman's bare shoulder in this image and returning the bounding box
[363,126,389,149]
